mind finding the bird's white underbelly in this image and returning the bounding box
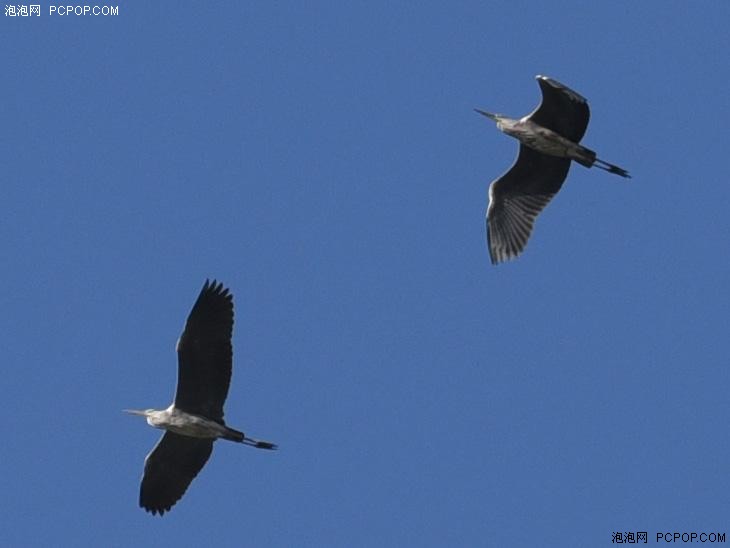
[505,120,579,158]
[149,406,229,439]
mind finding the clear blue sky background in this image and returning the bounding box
[2,2,729,546]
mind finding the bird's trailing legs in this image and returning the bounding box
[242,436,278,450]
[593,158,631,178]
[222,424,278,449]
[572,145,631,178]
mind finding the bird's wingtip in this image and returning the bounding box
[536,75,587,103]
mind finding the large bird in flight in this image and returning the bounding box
[125,280,276,515]
[476,75,630,264]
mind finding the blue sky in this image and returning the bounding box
[2,2,729,546]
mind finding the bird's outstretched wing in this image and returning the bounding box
[527,75,590,143]
[174,280,234,421]
[487,145,571,264]
[140,432,214,516]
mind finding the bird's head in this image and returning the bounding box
[474,108,498,121]
[474,109,511,131]
[123,408,154,417]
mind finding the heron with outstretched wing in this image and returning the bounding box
[125,280,276,516]
[476,75,630,264]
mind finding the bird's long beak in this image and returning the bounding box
[474,108,498,121]
[123,409,147,416]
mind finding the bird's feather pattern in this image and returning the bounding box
[174,280,234,421]
[528,76,590,143]
[486,145,571,264]
[140,432,214,516]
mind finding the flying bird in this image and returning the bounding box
[475,75,630,264]
[125,280,276,516]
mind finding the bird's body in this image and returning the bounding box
[126,280,276,516]
[496,117,593,165]
[476,75,630,264]
[130,405,246,441]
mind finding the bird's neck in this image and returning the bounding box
[146,407,173,428]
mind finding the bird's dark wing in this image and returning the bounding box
[174,279,234,421]
[140,432,214,516]
[527,75,590,143]
[487,145,571,264]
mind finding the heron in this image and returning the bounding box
[475,75,631,265]
[125,280,276,516]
